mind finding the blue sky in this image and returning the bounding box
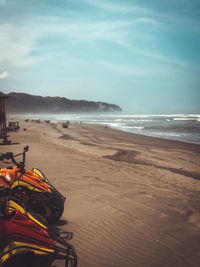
[0,0,200,113]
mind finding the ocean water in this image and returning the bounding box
[16,113,200,144]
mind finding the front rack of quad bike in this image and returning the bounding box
[0,146,29,174]
[0,231,77,267]
[1,233,77,267]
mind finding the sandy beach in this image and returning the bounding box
[1,120,200,267]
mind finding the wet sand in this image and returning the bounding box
[1,120,200,267]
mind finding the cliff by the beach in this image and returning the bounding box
[2,92,122,113]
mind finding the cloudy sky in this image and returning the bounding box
[0,0,199,113]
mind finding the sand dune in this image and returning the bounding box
[1,121,200,267]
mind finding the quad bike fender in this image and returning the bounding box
[32,168,52,190]
[8,200,47,230]
[0,241,55,265]
[32,168,48,183]
[10,180,43,193]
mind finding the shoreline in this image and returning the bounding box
[99,123,200,150]
[8,112,200,145]
[112,125,200,146]
[8,115,200,148]
[1,120,200,266]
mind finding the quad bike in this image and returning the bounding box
[0,187,77,267]
[0,146,65,223]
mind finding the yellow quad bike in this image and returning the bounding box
[0,146,65,224]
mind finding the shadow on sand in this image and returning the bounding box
[0,142,20,146]
[53,219,68,226]
[2,253,55,267]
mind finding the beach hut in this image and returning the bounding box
[0,92,10,144]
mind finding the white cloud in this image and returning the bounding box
[0,19,130,67]
[115,40,187,68]
[0,24,42,67]
[0,16,185,70]
[0,0,6,5]
[39,19,129,43]
[130,47,187,68]
[0,71,9,79]
[84,0,160,17]
[98,60,162,78]
[134,18,157,25]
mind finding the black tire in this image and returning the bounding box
[47,193,65,224]
[2,253,54,267]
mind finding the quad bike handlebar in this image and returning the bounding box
[0,146,29,173]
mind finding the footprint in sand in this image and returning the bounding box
[188,212,200,229]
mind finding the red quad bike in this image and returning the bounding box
[0,187,77,267]
[0,146,65,224]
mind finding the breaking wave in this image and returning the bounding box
[15,113,200,144]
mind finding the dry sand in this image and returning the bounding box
[1,120,200,267]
